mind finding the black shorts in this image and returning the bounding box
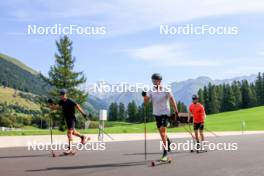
[65,118,76,130]
[155,115,169,128]
[193,122,204,131]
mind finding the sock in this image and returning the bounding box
[167,137,171,144]
[196,140,200,149]
[163,149,168,157]
[167,137,171,152]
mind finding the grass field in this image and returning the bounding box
[0,87,40,110]
[0,106,264,136]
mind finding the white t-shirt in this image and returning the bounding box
[148,87,173,116]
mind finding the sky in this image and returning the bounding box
[0,0,264,85]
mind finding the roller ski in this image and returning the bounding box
[151,155,172,167]
[62,149,76,156]
[58,145,76,156]
[190,148,207,153]
[190,142,207,153]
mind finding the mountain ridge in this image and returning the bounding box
[0,52,258,112]
[90,74,257,108]
[0,53,38,75]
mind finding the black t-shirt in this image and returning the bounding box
[58,98,77,120]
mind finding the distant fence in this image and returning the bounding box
[0,127,22,132]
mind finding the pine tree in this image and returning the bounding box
[262,72,264,104]
[222,84,236,111]
[207,83,219,114]
[203,86,210,111]
[145,101,154,122]
[177,101,187,112]
[241,80,253,108]
[198,89,204,105]
[108,102,118,121]
[216,84,224,111]
[127,101,138,122]
[46,35,87,105]
[137,105,144,123]
[255,72,263,105]
[232,81,242,109]
[118,103,126,121]
[250,83,257,107]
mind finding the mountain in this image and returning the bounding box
[0,53,50,95]
[89,75,257,108]
[171,75,257,106]
[88,81,143,107]
[84,95,108,115]
[0,53,38,75]
[0,52,258,113]
[0,53,109,116]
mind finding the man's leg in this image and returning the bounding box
[167,135,171,152]
[194,123,200,142]
[72,130,81,137]
[67,129,74,150]
[194,130,199,142]
[199,123,204,141]
[194,123,200,150]
[199,123,205,150]
[199,130,204,141]
[72,130,89,144]
[155,115,169,160]
[159,127,169,160]
[159,127,168,148]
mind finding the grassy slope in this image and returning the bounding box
[205,106,264,131]
[0,53,38,75]
[1,106,264,136]
[0,87,40,110]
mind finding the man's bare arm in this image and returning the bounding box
[169,96,178,114]
[188,111,192,123]
[142,91,150,105]
[76,104,87,117]
[143,96,150,105]
[49,104,59,111]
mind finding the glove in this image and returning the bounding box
[47,98,54,104]
[141,91,147,97]
[175,111,179,119]
[82,113,88,119]
[170,113,178,121]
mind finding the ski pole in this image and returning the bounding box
[181,123,195,139]
[49,116,56,157]
[204,127,218,137]
[144,103,147,161]
[177,116,195,139]
[144,105,147,160]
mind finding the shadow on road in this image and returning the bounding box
[124,150,192,156]
[26,161,147,172]
[0,154,49,159]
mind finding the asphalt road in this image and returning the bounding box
[0,134,263,176]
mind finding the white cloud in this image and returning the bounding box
[257,50,264,56]
[2,0,264,35]
[0,0,113,21]
[127,43,219,67]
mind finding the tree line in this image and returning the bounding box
[0,56,50,95]
[198,72,264,114]
[108,101,187,122]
